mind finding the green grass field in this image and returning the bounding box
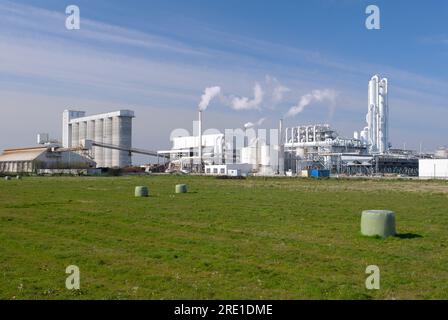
[0,176,447,300]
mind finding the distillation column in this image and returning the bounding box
[365,75,389,154]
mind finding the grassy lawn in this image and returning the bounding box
[0,176,447,300]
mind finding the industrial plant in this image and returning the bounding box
[159,75,443,178]
[0,75,447,178]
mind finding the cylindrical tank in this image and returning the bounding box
[94,119,104,167]
[241,146,257,166]
[113,116,132,167]
[72,123,80,147]
[79,121,87,143]
[103,117,113,167]
[87,120,95,141]
[260,145,270,166]
[112,117,120,168]
[295,147,305,159]
[360,129,369,146]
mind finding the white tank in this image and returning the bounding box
[241,146,257,166]
[360,129,369,146]
[260,145,270,166]
[295,147,305,159]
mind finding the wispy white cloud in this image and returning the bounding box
[0,1,447,153]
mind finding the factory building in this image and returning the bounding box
[158,134,228,172]
[62,110,134,168]
[159,74,422,177]
[283,124,366,173]
[435,147,448,159]
[0,146,96,174]
[419,159,448,179]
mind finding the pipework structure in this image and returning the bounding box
[359,75,389,154]
[62,110,134,168]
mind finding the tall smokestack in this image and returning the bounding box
[198,109,202,173]
[278,118,284,175]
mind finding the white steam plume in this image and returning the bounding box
[198,86,221,111]
[286,89,337,118]
[231,83,264,110]
[265,75,290,104]
[244,117,266,129]
[273,85,290,103]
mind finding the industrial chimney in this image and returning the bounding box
[198,109,203,173]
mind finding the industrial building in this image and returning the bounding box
[0,146,96,174]
[205,164,253,176]
[419,159,448,179]
[435,147,448,159]
[0,74,436,177]
[62,110,134,168]
[160,74,423,177]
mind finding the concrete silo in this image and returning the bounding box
[62,109,134,168]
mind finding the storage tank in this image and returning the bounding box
[260,145,270,166]
[241,146,257,166]
[295,147,306,159]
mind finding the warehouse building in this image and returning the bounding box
[419,159,448,179]
[0,146,96,174]
[62,109,134,168]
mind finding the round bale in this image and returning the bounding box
[135,186,149,197]
[175,184,188,194]
[4,176,11,181]
[361,210,396,238]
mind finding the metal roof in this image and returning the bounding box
[0,147,47,162]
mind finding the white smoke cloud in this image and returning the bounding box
[265,75,290,104]
[198,86,221,111]
[286,89,337,118]
[231,83,264,110]
[273,85,290,103]
[244,117,266,129]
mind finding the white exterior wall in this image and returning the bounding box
[62,110,86,147]
[204,163,253,176]
[419,159,448,179]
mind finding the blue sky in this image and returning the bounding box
[0,0,447,157]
